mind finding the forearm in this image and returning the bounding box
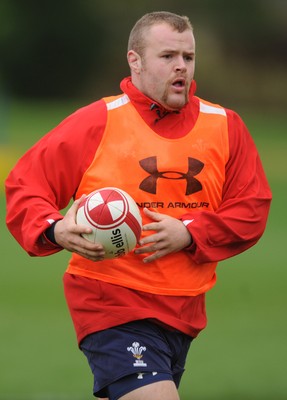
[182,109,272,263]
[182,194,271,263]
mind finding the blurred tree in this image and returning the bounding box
[203,0,287,64]
[0,0,286,104]
[0,0,106,98]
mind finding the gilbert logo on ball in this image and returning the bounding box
[76,187,142,259]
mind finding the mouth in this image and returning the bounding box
[171,78,186,90]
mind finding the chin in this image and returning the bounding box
[166,101,187,111]
[166,95,188,111]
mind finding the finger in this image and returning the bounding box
[73,236,105,252]
[68,195,85,213]
[138,233,159,246]
[74,223,93,235]
[142,249,169,263]
[76,250,105,262]
[135,243,158,255]
[143,207,164,221]
[142,222,161,232]
[72,241,105,257]
[66,195,87,222]
[74,194,87,205]
[136,234,169,254]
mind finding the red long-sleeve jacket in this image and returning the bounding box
[5,78,272,342]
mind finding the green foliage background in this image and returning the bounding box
[0,0,286,109]
[1,1,286,399]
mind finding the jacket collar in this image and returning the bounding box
[120,76,197,119]
[119,76,199,137]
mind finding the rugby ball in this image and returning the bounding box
[76,187,142,259]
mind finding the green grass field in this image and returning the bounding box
[1,100,286,399]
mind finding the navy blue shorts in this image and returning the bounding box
[80,319,193,399]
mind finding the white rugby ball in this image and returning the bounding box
[76,187,142,259]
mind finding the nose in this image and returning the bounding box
[175,56,187,72]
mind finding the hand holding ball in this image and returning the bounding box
[76,187,142,259]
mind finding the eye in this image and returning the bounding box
[184,55,194,62]
[162,54,173,59]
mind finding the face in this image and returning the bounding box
[128,23,196,111]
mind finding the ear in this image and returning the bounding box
[127,50,142,74]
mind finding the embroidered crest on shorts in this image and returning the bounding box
[127,341,147,367]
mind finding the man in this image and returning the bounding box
[5,11,271,400]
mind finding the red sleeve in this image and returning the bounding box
[5,100,107,256]
[182,109,272,263]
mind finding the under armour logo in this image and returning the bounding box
[139,156,204,195]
